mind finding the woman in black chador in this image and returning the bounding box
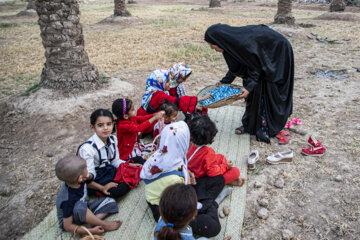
[205,24,294,143]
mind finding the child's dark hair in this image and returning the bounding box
[156,184,197,240]
[188,114,218,145]
[159,99,178,117]
[90,109,115,133]
[112,98,133,120]
[90,109,114,125]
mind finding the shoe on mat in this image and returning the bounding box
[308,136,326,150]
[301,146,325,156]
[248,150,259,170]
[279,135,291,145]
[276,131,290,139]
[266,151,293,164]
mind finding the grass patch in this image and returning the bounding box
[152,17,181,30]
[167,43,221,62]
[0,22,19,28]
[20,82,40,96]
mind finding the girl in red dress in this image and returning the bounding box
[112,98,164,160]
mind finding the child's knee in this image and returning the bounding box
[73,201,88,224]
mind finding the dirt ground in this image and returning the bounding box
[0,0,359,239]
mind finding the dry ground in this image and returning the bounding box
[0,0,359,239]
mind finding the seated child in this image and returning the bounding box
[78,109,143,199]
[154,184,232,240]
[186,114,245,186]
[140,121,190,221]
[153,100,179,140]
[55,156,121,235]
[154,184,197,240]
[112,98,165,160]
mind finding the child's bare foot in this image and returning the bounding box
[224,236,232,240]
[229,178,246,186]
[102,220,122,232]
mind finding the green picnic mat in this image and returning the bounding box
[22,105,249,240]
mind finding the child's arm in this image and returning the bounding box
[63,216,104,235]
[87,181,118,196]
[205,149,229,177]
[78,145,97,181]
[111,137,126,168]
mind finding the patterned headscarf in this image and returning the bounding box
[141,63,192,110]
[141,69,169,110]
[169,63,192,98]
[140,121,190,183]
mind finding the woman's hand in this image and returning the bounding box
[199,93,213,102]
[238,89,249,99]
[215,81,222,87]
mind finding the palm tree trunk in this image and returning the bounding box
[114,0,131,17]
[330,0,346,12]
[274,0,295,24]
[209,0,221,8]
[35,0,100,90]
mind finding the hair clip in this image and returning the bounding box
[166,223,174,227]
[122,98,126,116]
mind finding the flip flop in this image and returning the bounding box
[235,126,245,135]
[276,131,290,139]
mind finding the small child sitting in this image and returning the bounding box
[186,114,245,186]
[55,156,121,235]
[154,184,197,240]
[112,98,164,160]
[153,100,179,140]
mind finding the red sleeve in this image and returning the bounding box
[149,91,177,110]
[134,115,153,124]
[117,118,152,134]
[168,88,178,97]
[178,96,197,114]
[205,148,229,177]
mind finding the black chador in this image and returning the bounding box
[205,24,294,142]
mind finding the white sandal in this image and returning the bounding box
[266,151,293,164]
[248,150,259,169]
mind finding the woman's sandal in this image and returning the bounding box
[235,126,245,135]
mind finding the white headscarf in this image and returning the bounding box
[140,121,190,183]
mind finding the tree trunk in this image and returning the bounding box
[274,0,295,25]
[114,0,131,17]
[27,0,36,10]
[330,0,346,12]
[209,0,221,8]
[35,0,100,90]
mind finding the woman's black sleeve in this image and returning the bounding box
[220,71,236,84]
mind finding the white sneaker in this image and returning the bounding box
[248,150,259,169]
[266,151,293,164]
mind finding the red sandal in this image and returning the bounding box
[276,131,290,139]
[278,135,291,145]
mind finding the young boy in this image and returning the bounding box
[55,156,121,235]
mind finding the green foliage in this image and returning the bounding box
[152,18,181,30]
[0,23,19,28]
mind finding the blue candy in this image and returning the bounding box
[201,85,241,106]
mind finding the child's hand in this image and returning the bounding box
[195,106,204,112]
[199,93,213,102]
[227,161,233,169]
[189,171,196,185]
[90,226,105,235]
[102,182,118,195]
[129,163,142,167]
[154,111,165,120]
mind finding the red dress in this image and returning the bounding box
[116,115,153,160]
[137,91,199,133]
[186,144,240,185]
